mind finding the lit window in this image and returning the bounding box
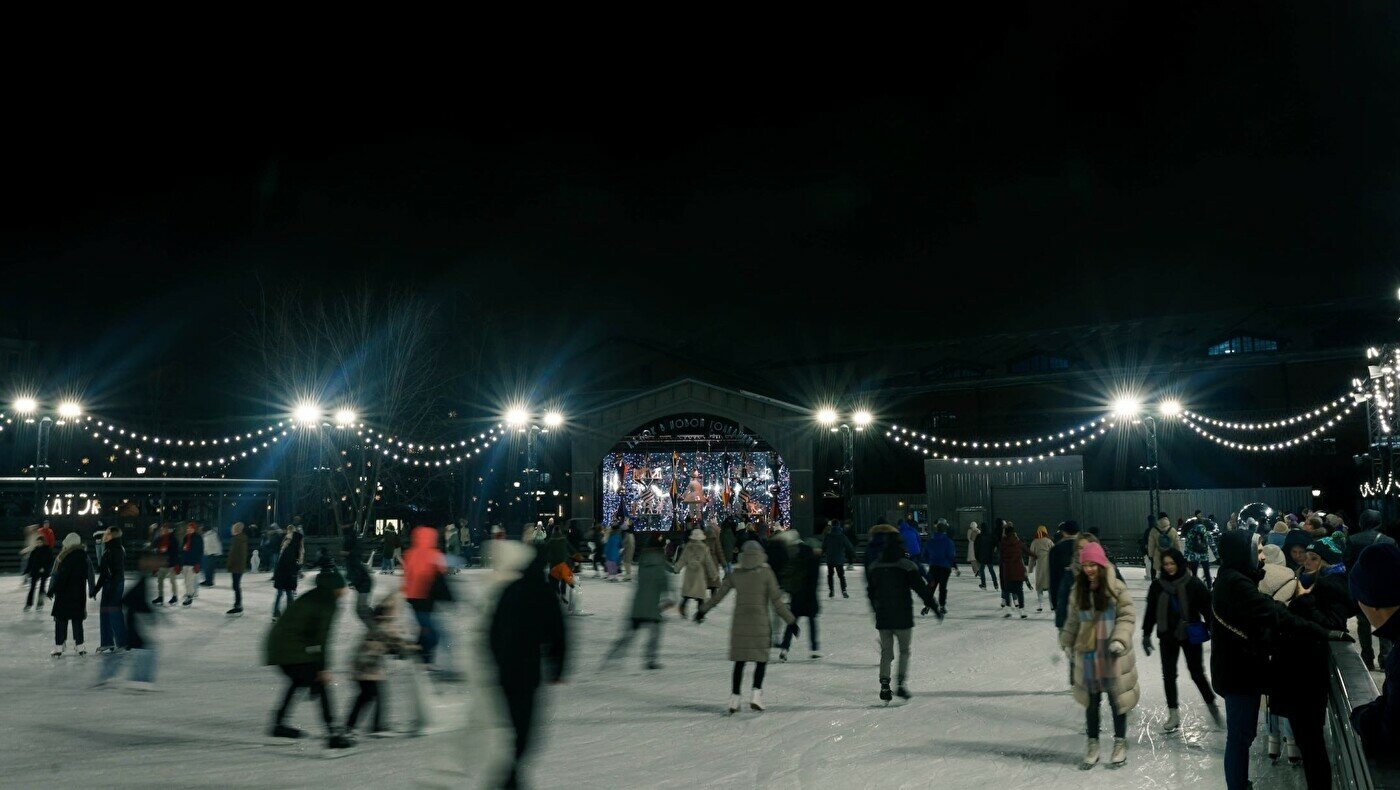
[1208,336,1278,356]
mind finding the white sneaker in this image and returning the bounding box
[1163,708,1180,733]
[749,689,765,711]
[1110,738,1127,766]
[727,694,741,715]
[1080,738,1099,769]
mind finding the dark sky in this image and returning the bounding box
[3,3,1397,414]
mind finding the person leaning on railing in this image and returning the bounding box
[1348,542,1400,753]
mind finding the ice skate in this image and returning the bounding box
[778,649,788,662]
[1003,611,1011,618]
[749,689,764,711]
[829,589,834,598]
[50,647,62,658]
[895,684,911,700]
[810,652,821,659]
[167,596,177,605]
[125,681,156,693]
[1286,737,1301,765]
[1267,734,1280,763]
[727,694,741,715]
[326,728,355,754]
[841,590,849,598]
[152,598,164,606]
[270,724,304,741]
[182,596,192,607]
[23,604,31,613]
[76,647,86,657]
[879,680,893,703]
[226,606,243,615]
[1109,737,1127,767]
[1163,708,1180,733]
[1080,738,1100,769]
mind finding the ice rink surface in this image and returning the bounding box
[0,561,1306,789]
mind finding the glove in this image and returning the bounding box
[1328,630,1355,643]
[693,609,706,624]
[785,622,800,639]
[1141,635,1153,657]
[1108,639,1126,657]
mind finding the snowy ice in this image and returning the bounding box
[0,564,1305,788]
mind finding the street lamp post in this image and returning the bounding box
[507,408,563,530]
[33,416,52,517]
[818,408,872,522]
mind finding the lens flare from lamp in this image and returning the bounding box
[816,408,838,425]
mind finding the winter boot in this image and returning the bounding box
[841,589,849,598]
[895,683,911,700]
[778,649,788,662]
[879,679,893,703]
[168,596,177,605]
[727,694,741,715]
[1163,708,1181,733]
[1080,738,1100,769]
[1267,735,1281,763]
[1110,738,1127,766]
[226,606,243,615]
[749,689,765,711]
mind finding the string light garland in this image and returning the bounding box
[1178,405,1360,452]
[360,425,505,454]
[887,422,1116,465]
[362,429,505,468]
[887,417,1108,451]
[1182,390,1362,431]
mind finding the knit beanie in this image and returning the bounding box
[62,532,81,548]
[1350,543,1400,608]
[1305,537,1343,566]
[1282,529,1312,556]
[1079,541,1109,569]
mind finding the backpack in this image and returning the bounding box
[1156,528,1173,553]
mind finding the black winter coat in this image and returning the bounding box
[866,556,936,631]
[26,543,53,577]
[782,544,821,618]
[489,553,567,691]
[1142,573,1212,640]
[274,533,303,591]
[48,547,94,621]
[821,527,856,566]
[93,542,126,604]
[1210,530,1329,697]
[1046,538,1075,611]
[974,526,997,564]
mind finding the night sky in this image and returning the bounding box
[3,4,1397,416]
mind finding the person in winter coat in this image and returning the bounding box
[1346,509,1395,670]
[975,520,1000,590]
[273,530,304,619]
[1146,516,1182,580]
[621,522,637,581]
[544,525,577,604]
[1349,543,1400,755]
[488,545,568,789]
[1266,519,1290,550]
[586,524,606,578]
[24,531,54,612]
[1210,529,1334,790]
[47,532,95,657]
[379,527,401,574]
[898,518,922,569]
[705,518,726,574]
[151,523,181,606]
[603,523,623,581]
[96,552,161,688]
[720,517,738,572]
[344,592,413,739]
[1141,548,1220,734]
[176,522,203,607]
[200,524,222,587]
[1181,517,1217,589]
[265,567,350,749]
[866,523,901,568]
[1258,543,1300,762]
[402,525,447,666]
[867,537,939,702]
[1048,521,1081,622]
[696,541,797,714]
[1027,526,1054,612]
[675,529,719,617]
[227,522,249,615]
[998,524,1029,618]
[776,531,821,661]
[966,521,981,574]
[919,521,957,615]
[822,522,857,598]
[93,527,126,653]
[603,537,674,669]
[1059,541,1139,769]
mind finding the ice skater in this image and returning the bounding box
[919,520,956,615]
[344,592,413,740]
[265,566,351,750]
[603,521,623,581]
[1027,526,1054,612]
[1141,548,1220,734]
[603,536,673,669]
[867,537,939,702]
[822,520,856,598]
[177,522,203,607]
[998,522,1029,618]
[272,529,304,620]
[696,541,797,714]
[95,552,162,689]
[48,532,95,657]
[675,528,719,618]
[775,529,821,661]
[24,528,53,612]
[93,527,126,652]
[226,522,249,615]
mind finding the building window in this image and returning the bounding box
[1009,354,1071,374]
[1207,336,1278,356]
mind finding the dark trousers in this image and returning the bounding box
[231,572,243,608]
[1086,691,1127,738]
[275,663,332,730]
[501,684,539,789]
[1223,693,1260,790]
[977,562,998,588]
[1001,585,1025,608]
[55,618,85,646]
[604,618,663,666]
[412,607,439,665]
[345,680,383,731]
[780,615,819,652]
[26,572,48,607]
[202,556,218,584]
[928,566,951,608]
[1187,560,1213,589]
[826,562,847,593]
[1159,636,1215,708]
[1357,615,1393,664]
[731,661,767,694]
[1289,701,1331,789]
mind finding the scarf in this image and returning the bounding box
[1073,583,1120,691]
[1156,572,1192,641]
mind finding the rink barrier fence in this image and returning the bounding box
[1330,642,1400,789]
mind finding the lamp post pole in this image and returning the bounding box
[33,416,52,517]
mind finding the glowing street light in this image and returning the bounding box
[853,410,873,428]
[816,408,838,426]
[333,408,357,426]
[1158,399,1182,418]
[1111,397,1142,418]
[294,403,321,424]
[57,401,83,419]
[13,396,37,415]
[506,407,529,427]
[543,410,564,428]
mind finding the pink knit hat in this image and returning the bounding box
[1079,541,1109,569]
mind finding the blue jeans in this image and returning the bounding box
[99,606,126,649]
[203,556,218,585]
[273,589,295,616]
[977,562,998,587]
[380,553,394,572]
[413,608,439,665]
[1223,693,1260,789]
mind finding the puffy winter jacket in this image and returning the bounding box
[264,585,339,669]
[179,531,204,570]
[920,532,956,569]
[865,524,900,567]
[866,551,936,630]
[898,520,922,559]
[822,526,856,565]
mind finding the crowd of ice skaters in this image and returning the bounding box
[12,505,1400,789]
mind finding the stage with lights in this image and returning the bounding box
[600,414,790,531]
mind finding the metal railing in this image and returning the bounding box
[1328,642,1400,789]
